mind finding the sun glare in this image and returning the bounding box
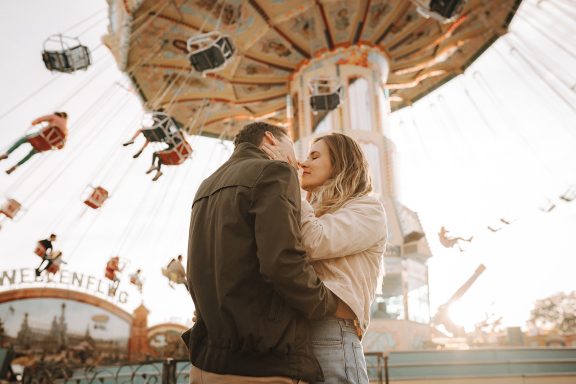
[449,302,482,332]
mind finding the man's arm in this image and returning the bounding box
[251,161,338,320]
[31,114,54,125]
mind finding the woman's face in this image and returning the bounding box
[301,139,333,191]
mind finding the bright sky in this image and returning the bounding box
[0,0,575,332]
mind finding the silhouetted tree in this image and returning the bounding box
[529,291,576,334]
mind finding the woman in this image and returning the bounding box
[265,133,387,383]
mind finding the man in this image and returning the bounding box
[162,255,187,289]
[129,269,144,293]
[105,256,122,296]
[438,226,473,252]
[35,234,57,276]
[145,130,186,181]
[1,112,69,174]
[184,122,340,383]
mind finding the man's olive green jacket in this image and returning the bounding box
[183,142,337,382]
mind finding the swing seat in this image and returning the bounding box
[413,0,466,23]
[162,267,186,284]
[439,237,457,248]
[105,268,116,281]
[157,141,193,166]
[142,126,168,142]
[309,77,343,112]
[42,35,92,73]
[560,187,576,202]
[84,187,109,209]
[34,242,47,257]
[0,198,21,219]
[187,32,235,73]
[539,199,556,212]
[310,92,342,112]
[27,126,66,152]
[142,111,180,142]
[46,262,61,274]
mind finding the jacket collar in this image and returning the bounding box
[230,142,269,161]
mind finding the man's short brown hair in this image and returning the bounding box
[233,122,288,148]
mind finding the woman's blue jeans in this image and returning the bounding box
[310,317,369,384]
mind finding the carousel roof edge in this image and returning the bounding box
[390,0,522,112]
[102,0,148,72]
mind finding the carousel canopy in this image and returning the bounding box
[103,0,521,138]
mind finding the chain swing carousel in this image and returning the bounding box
[102,0,522,350]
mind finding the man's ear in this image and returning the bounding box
[262,131,278,146]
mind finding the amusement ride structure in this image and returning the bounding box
[0,0,575,366]
[101,0,522,348]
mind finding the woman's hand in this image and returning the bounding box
[262,143,300,170]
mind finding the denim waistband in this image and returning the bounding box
[310,316,361,339]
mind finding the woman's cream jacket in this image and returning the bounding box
[300,194,387,333]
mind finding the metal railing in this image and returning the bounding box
[365,351,389,384]
[28,354,390,383]
[24,360,191,384]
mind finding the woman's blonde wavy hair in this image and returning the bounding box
[309,133,372,217]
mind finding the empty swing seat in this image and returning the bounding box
[0,199,22,219]
[187,32,235,73]
[158,141,193,166]
[84,187,109,209]
[560,187,576,202]
[309,77,343,113]
[413,0,466,22]
[27,126,66,152]
[310,91,342,111]
[42,35,92,73]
